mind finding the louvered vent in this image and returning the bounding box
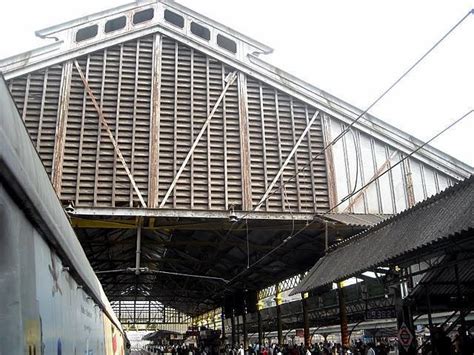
[7,64,63,176]
[157,36,242,210]
[62,36,153,207]
[6,34,329,213]
[247,77,329,212]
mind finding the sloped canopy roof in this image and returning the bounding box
[292,174,474,294]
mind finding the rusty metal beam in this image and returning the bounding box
[238,71,253,211]
[68,206,318,221]
[51,60,72,195]
[256,111,320,210]
[148,34,162,209]
[159,71,238,208]
[73,59,147,208]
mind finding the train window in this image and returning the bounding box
[133,8,154,25]
[105,16,126,33]
[217,34,237,53]
[190,22,210,41]
[164,9,184,28]
[75,24,98,42]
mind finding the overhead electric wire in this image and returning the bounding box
[252,9,474,211]
[218,8,473,256]
[225,108,473,286]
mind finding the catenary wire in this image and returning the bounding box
[215,8,473,261]
[251,9,473,213]
[225,109,473,286]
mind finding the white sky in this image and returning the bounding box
[1,0,473,167]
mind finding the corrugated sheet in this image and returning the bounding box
[293,175,474,294]
[324,213,390,227]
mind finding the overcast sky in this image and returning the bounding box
[1,0,473,167]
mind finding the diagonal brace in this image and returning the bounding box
[159,71,238,208]
[256,111,320,210]
[74,60,147,208]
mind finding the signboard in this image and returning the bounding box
[295,329,304,337]
[365,307,396,320]
[397,322,414,351]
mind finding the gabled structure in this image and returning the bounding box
[1,0,472,319]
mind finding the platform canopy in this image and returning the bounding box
[1,0,472,318]
[293,175,474,295]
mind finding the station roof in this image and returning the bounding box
[293,174,474,294]
[1,0,473,318]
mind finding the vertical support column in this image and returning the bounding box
[276,283,283,345]
[238,72,253,210]
[337,284,350,349]
[236,315,241,345]
[119,300,122,320]
[302,293,310,347]
[148,34,162,208]
[242,313,248,349]
[148,300,152,323]
[231,313,236,346]
[391,283,416,355]
[51,60,73,195]
[221,312,226,343]
[257,310,263,347]
[321,114,338,211]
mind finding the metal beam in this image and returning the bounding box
[68,206,318,221]
[51,60,72,195]
[238,71,253,210]
[148,34,162,208]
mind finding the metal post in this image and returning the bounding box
[236,315,240,345]
[231,314,236,346]
[324,221,328,252]
[392,283,416,355]
[222,312,226,343]
[135,222,142,275]
[302,294,310,347]
[454,262,466,328]
[258,310,263,347]
[148,300,152,324]
[337,283,350,349]
[275,282,283,345]
[243,312,248,349]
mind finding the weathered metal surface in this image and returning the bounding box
[293,175,474,294]
[51,61,72,194]
[74,58,147,207]
[7,34,330,213]
[148,34,162,208]
[324,213,390,227]
[325,116,460,213]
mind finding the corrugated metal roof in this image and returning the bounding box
[324,213,391,227]
[292,175,474,294]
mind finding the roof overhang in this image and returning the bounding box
[292,175,474,294]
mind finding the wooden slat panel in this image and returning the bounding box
[8,65,62,177]
[247,77,330,212]
[60,36,153,207]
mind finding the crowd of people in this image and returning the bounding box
[222,342,389,355]
[146,327,474,355]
